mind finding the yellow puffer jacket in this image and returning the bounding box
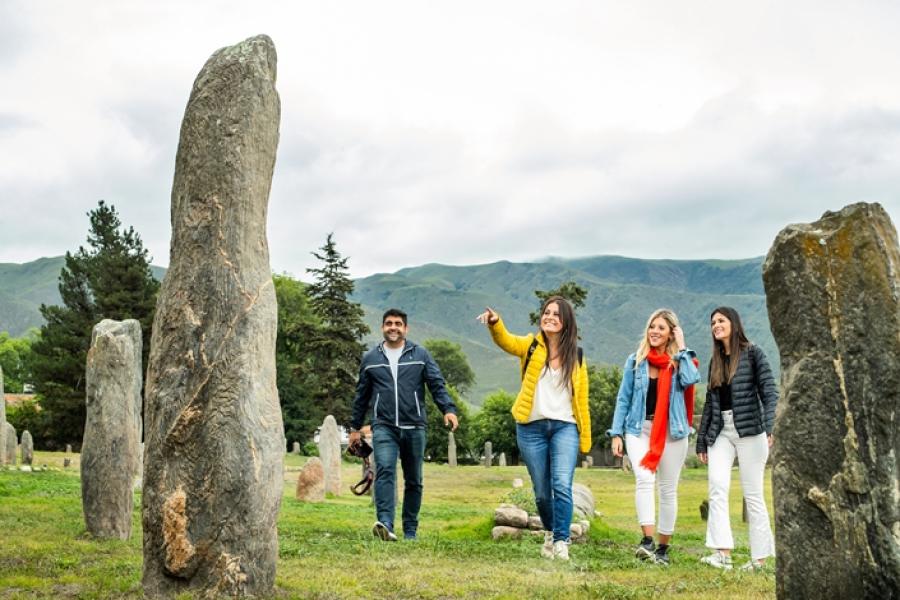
[489,318,592,453]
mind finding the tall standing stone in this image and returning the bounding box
[20,430,33,466]
[5,422,16,465]
[292,441,301,455]
[484,441,493,467]
[0,366,6,466]
[317,415,342,496]
[498,452,507,467]
[762,202,900,598]
[142,35,284,598]
[81,319,143,539]
[447,431,457,468]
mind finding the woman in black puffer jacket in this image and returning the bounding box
[696,306,777,571]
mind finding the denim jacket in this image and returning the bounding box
[606,349,700,440]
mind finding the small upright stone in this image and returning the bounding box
[5,422,17,466]
[483,441,493,467]
[498,452,506,467]
[295,457,325,502]
[317,415,342,496]
[763,202,900,598]
[66,444,72,454]
[81,319,143,540]
[447,431,457,468]
[142,35,284,598]
[20,430,33,466]
[292,441,301,455]
[0,366,6,466]
[572,483,595,520]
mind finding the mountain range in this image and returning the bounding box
[1,255,777,405]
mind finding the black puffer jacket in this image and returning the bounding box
[696,344,778,453]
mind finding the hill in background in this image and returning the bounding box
[1,255,775,406]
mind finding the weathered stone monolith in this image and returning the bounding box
[0,366,6,466]
[483,441,493,467]
[318,415,341,496]
[20,430,33,466]
[142,35,284,598]
[5,422,16,465]
[295,457,325,502]
[81,319,142,540]
[292,441,301,455]
[498,452,507,467]
[762,202,900,598]
[447,431,457,467]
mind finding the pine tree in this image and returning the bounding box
[305,233,369,425]
[30,201,159,448]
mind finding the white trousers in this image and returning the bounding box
[705,410,775,560]
[625,419,688,536]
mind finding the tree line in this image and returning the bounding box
[2,201,623,459]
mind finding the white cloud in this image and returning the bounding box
[1,0,899,277]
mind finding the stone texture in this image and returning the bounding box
[527,515,543,530]
[81,319,143,540]
[0,366,5,466]
[572,483,595,520]
[762,202,900,599]
[582,455,593,469]
[20,430,33,466]
[317,415,341,496]
[292,441,300,455]
[498,452,506,467]
[141,35,284,599]
[447,431,457,468]
[483,441,492,467]
[295,457,325,502]
[5,422,16,465]
[66,444,72,454]
[491,526,523,541]
[494,504,529,528]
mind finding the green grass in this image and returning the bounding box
[0,452,775,599]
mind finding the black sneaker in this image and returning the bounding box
[654,544,670,566]
[635,536,655,560]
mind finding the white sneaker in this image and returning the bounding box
[552,540,570,561]
[541,531,554,558]
[700,550,733,570]
[740,559,765,571]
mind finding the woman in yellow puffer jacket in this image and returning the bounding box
[477,296,591,561]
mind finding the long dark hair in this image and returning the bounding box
[538,295,579,387]
[708,306,750,388]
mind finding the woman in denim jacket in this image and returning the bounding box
[607,308,700,565]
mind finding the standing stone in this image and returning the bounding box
[447,431,457,468]
[0,366,5,466]
[81,319,143,540]
[20,430,33,466]
[572,483,596,520]
[763,202,900,599]
[483,441,493,467]
[582,455,594,469]
[5,422,16,465]
[292,441,301,455]
[295,457,325,502]
[317,415,342,496]
[66,444,72,454]
[134,442,145,492]
[498,452,507,467]
[142,35,284,598]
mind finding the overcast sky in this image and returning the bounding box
[2,1,899,278]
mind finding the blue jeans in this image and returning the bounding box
[516,419,580,542]
[372,425,426,538]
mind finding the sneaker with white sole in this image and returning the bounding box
[740,559,765,571]
[372,521,398,542]
[635,536,655,560]
[541,531,554,558]
[552,540,570,561]
[700,550,733,570]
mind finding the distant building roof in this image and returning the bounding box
[4,393,37,408]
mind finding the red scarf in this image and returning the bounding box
[639,348,698,473]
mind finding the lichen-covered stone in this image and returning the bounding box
[295,457,325,502]
[762,202,900,598]
[141,34,284,598]
[81,319,142,539]
[317,415,341,496]
[20,430,33,466]
[5,422,16,466]
[494,505,528,528]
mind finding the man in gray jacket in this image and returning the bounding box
[348,308,458,541]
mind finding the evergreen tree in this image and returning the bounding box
[305,234,369,425]
[529,281,588,326]
[30,201,159,448]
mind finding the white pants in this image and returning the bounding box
[705,410,775,560]
[625,419,688,536]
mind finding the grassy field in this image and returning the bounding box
[0,452,775,599]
